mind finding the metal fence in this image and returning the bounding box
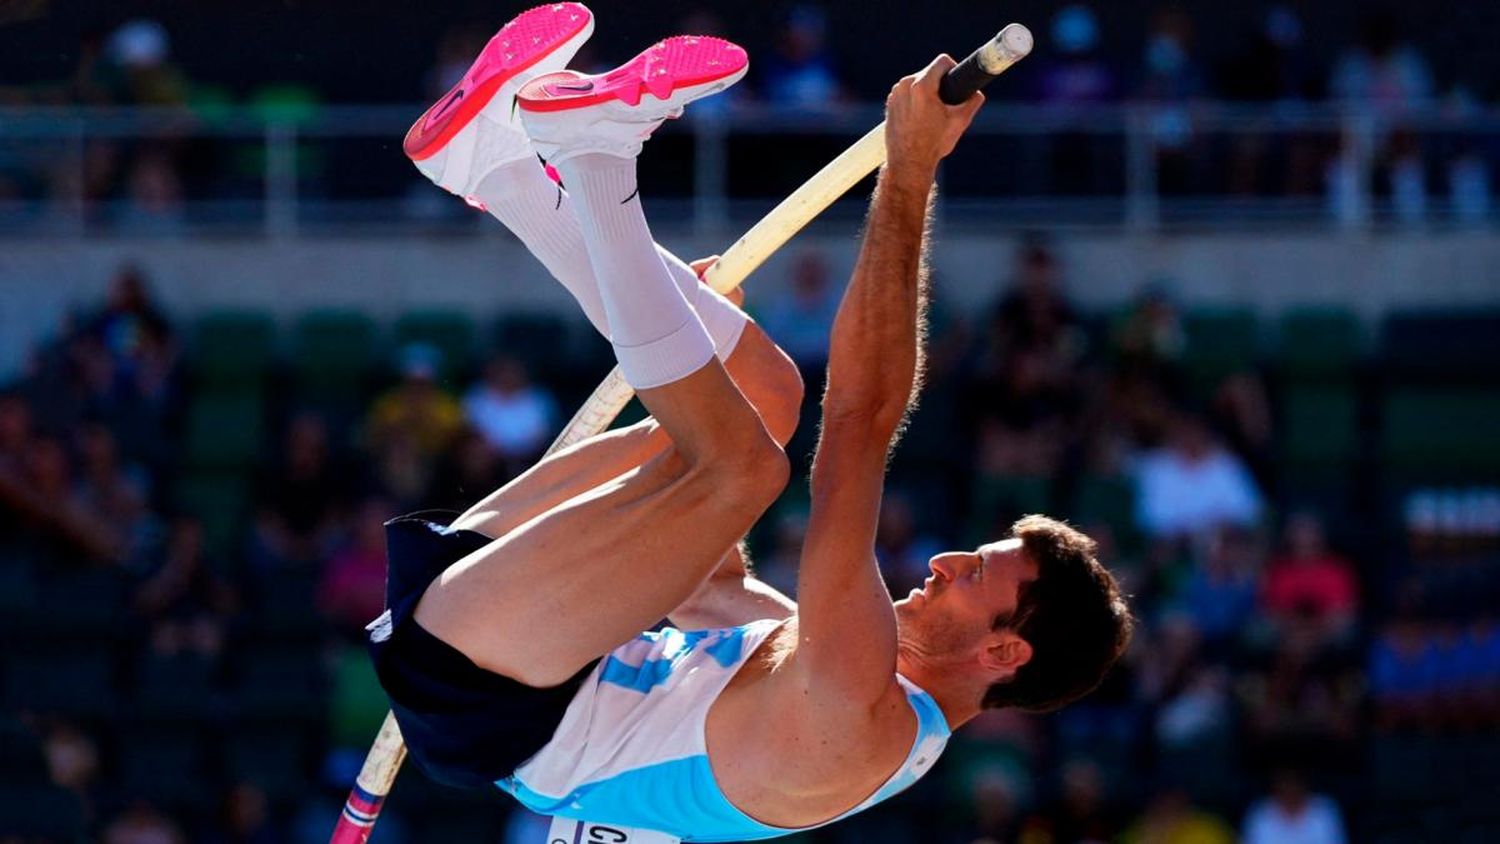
[1,102,1497,237]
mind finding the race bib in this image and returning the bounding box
[547,816,682,844]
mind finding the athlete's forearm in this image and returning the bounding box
[821,166,934,439]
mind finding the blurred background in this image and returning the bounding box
[2,1,1499,843]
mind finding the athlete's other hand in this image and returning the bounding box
[884,54,984,183]
[690,255,745,306]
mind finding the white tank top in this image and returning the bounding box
[497,619,952,842]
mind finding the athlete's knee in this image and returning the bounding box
[690,429,788,509]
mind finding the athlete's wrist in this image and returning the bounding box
[881,160,938,196]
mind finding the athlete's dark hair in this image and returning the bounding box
[982,515,1133,713]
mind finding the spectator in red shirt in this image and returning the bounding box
[319,497,392,638]
[1262,512,1359,647]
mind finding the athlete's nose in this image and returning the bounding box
[929,552,963,581]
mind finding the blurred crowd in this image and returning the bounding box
[1,3,1496,228]
[3,244,1497,842]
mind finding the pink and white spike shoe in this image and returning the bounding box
[404,2,594,196]
[517,35,748,164]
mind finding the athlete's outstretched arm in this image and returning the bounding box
[792,57,983,708]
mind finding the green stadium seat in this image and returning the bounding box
[291,310,379,395]
[1184,308,1260,385]
[1278,308,1362,381]
[1282,386,1359,466]
[173,472,249,556]
[1382,310,1500,384]
[190,311,277,390]
[0,551,38,619]
[184,392,266,470]
[117,726,211,807]
[1382,389,1500,476]
[233,647,324,723]
[329,645,389,748]
[19,568,129,642]
[0,784,85,839]
[0,715,48,784]
[133,652,221,724]
[251,570,323,641]
[249,84,322,125]
[224,728,309,803]
[1072,474,1139,549]
[3,648,116,720]
[495,312,572,379]
[393,310,477,384]
[968,475,1050,544]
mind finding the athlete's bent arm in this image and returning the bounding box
[669,543,797,630]
[791,57,984,709]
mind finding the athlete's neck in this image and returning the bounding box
[895,641,983,728]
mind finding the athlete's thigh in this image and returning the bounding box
[451,418,661,538]
[414,450,758,687]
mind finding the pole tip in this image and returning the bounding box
[998,23,1034,60]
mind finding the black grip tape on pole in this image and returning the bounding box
[938,50,998,106]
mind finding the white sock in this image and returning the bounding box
[552,154,715,390]
[473,160,747,359]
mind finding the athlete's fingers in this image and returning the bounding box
[915,54,957,90]
[689,255,721,279]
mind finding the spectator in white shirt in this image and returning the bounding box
[1243,770,1348,844]
[462,356,557,475]
[1132,411,1263,540]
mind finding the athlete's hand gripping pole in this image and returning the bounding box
[330,24,1031,844]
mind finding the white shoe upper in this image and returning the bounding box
[415,100,537,197]
[519,71,743,165]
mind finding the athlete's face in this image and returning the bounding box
[894,538,1039,679]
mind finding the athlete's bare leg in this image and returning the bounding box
[452,322,801,539]
[412,43,785,687]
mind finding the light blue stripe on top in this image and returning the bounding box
[599,627,749,694]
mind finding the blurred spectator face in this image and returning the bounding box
[108,265,151,312]
[170,516,204,560]
[398,342,443,387]
[77,423,119,473]
[777,6,827,64]
[103,802,184,844]
[971,769,1020,831]
[894,539,1039,675]
[352,498,390,550]
[1061,758,1105,811]
[876,493,916,550]
[43,722,100,792]
[1051,5,1100,56]
[1270,769,1310,810]
[1265,6,1304,49]
[485,356,530,394]
[225,783,269,834]
[1168,413,1214,461]
[1285,512,1326,559]
[128,153,182,211]
[108,20,169,69]
[28,437,72,497]
[1018,245,1058,296]
[792,252,830,302]
[286,413,329,471]
[0,394,31,451]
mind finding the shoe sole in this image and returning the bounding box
[518,35,747,113]
[404,2,594,162]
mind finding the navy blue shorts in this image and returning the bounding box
[366,512,599,789]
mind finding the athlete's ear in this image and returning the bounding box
[979,631,1032,681]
